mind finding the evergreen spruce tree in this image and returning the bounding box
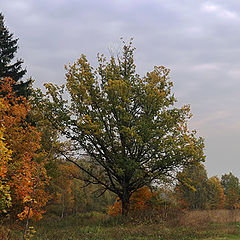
[0,12,31,97]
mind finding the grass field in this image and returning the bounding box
[2,210,240,239]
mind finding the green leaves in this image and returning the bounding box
[36,40,205,215]
[221,172,240,209]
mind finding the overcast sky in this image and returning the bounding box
[1,0,240,178]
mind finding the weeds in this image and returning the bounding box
[2,210,240,240]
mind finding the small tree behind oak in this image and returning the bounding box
[221,172,240,209]
[176,163,211,210]
[208,176,225,209]
[35,41,205,215]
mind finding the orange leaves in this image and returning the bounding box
[0,78,50,221]
[108,186,155,216]
[52,163,77,216]
[108,198,121,216]
[0,79,41,161]
[130,186,155,212]
[17,206,45,221]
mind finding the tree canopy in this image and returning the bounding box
[35,41,205,215]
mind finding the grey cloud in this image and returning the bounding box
[1,0,240,177]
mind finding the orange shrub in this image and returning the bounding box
[108,186,155,216]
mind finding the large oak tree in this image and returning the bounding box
[35,41,205,215]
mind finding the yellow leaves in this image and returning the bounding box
[208,176,225,209]
[0,126,12,213]
[0,78,50,221]
[23,195,33,203]
[0,98,9,113]
[40,41,205,217]
[178,174,197,192]
[80,115,103,136]
[24,226,37,240]
[145,66,171,91]
[121,126,136,138]
[106,78,130,102]
[183,181,197,192]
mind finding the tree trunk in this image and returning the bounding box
[23,206,31,240]
[121,190,130,216]
[61,193,65,219]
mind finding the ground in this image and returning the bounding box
[2,210,240,239]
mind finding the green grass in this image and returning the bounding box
[31,221,240,240]
[3,211,240,240]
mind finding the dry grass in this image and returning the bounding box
[2,209,240,240]
[179,209,240,226]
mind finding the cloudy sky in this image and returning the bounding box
[1,0,240,178]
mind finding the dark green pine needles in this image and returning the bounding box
[0,12,31,97]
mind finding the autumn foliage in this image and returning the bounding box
[0,78,50,221]
[0,122,12,213]
[108,186,155,216]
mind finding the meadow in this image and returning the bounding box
[2,209,240,240]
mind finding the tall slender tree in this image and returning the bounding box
[0,12,31,97]
[176,163,209,209]
[221,172,240,209]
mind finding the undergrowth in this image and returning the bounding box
[1,210,240,240]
